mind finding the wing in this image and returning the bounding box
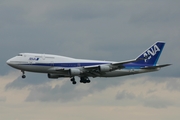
[84,58,143,70]
[47,59,139,76]
[82,59,139,76]
[48,58,145,77]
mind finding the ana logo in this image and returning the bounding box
[143,45,160,62]
[29,57,39,61]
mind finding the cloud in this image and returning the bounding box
[146,89,157,94]
[0,96,6,102]
[116,90,136,100]
[114,76,180,108]
[25,77,125,102]
[143,96,173,108]
[26,80,80,102]
[1,71,180,120]
[5,73,50,90]
[166,78,180,91]
[115,90,173,109]
[23,76,180,110]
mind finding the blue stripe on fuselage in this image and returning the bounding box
[21,62,154,69]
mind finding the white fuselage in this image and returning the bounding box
[7,53,157,78]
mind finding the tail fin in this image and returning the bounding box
[135,41,165,65]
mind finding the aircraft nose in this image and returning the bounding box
[6,58,15,66]
[6,59,12,65]
[6,57,20,68]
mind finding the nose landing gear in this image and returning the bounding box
[21,71,26,79]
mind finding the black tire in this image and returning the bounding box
[86,80,90,83]
[22,75,26,79]
[72,81,76,84]
[71,78,75,81]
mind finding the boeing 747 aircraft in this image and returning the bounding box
[7,41,171,84]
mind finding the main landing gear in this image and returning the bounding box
[70,77,76,85]
[80,77,91,84]
[21,71,26,79]
[70,77,91,84]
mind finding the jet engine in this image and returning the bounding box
[47,73,64,79]
[98,65,111,72]
[69,68,81,76]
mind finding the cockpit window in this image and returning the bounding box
[17,53,23,56]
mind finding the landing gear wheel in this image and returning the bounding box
[86,80,90,83]
[71,77,75,81]
[83,81,87,84]
[80,79,86,83]
[80,77,91,84]
[72,81,76,84]
[71,77,76,84]
[22,75,26,79]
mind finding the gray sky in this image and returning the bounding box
[0,0,180,120]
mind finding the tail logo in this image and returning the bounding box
[143,44,160,62]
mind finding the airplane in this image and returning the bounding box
[6,41,171,84]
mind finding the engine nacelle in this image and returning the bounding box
[47,73,64,79]
[69,68,81,76]
[98,65,111,72]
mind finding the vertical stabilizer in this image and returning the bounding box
[135,41,165,65]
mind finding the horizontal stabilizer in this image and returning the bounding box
[141,64,171,69]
